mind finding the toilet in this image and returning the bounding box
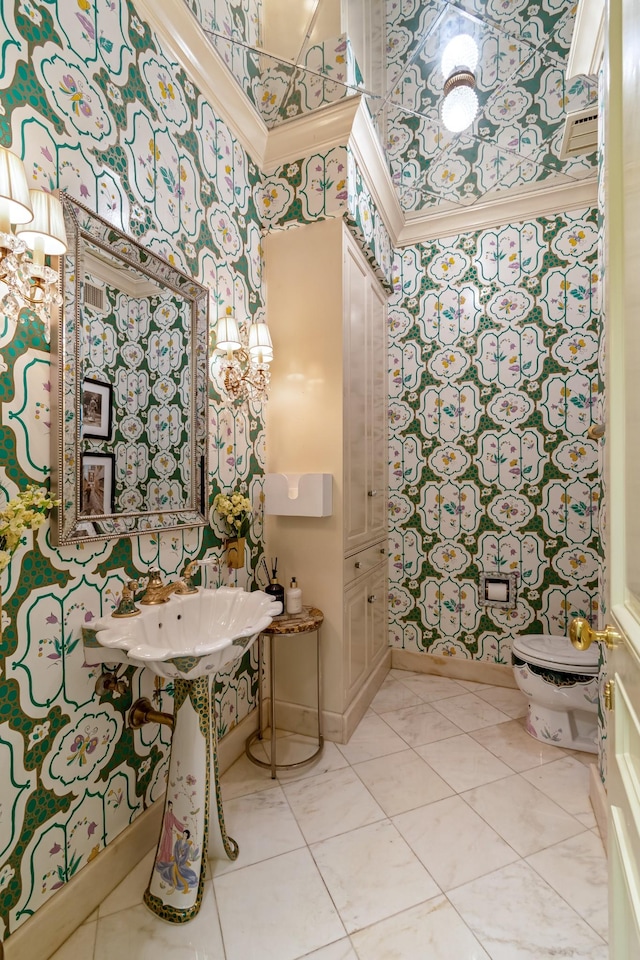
[511,634,600,754]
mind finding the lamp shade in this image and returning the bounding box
[441,34,479,78]
[248,321,273,362]
[215,314,241,352]
[16,190,67,254]
[442,84,479,133]
[0,146,33,226]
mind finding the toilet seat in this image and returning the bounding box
[512,634,600,675]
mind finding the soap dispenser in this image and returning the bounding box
[285,577,302,615]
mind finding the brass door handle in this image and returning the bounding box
[569,617,620,651]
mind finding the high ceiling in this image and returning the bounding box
[188,0,598,218]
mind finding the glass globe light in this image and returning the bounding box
[441,33,479,78]
[441,84,479,133]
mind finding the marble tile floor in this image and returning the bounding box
[50,670,608,960]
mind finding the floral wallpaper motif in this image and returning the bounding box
[0,0,265,938]
[81,277,194,514]
[383,0,597,212]
[388,208,602,663]
[260,145,393,290]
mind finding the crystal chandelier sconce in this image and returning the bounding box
[210,307,274,404]
[0,146,67,341]
[440,34,479,134]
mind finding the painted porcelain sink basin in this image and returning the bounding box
[82,586,281,679]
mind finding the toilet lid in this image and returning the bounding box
[512,634,600,674]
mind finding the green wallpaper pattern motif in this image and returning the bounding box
[81,277,192,514]
[388,208,603,669]
[0,0,267,937]
[0,0,606,942]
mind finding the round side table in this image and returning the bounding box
[246,606,324,778]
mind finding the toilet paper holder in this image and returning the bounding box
[479,571,518,609]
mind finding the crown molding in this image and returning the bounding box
[133,1,599,250]
[263,97,362,170]
[347,102,405,244]
[398,177,598,246]
[566,0,605,79]
[134,0,269,163]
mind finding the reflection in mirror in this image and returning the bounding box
[51,194,209,545]
[204,32,369,128]
[186,0,597,214]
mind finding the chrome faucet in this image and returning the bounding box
[138,562,200,605]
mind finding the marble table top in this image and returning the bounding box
[263,606,324,634]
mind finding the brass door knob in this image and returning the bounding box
[569,617,620,651]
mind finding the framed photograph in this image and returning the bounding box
[82,377,113,440]
[80,453,115,518]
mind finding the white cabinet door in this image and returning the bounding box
[367,562,388,666]
[605,0,640,954]
[368,278,388,544]
[344,575,369,703]
[343,234,369,553]
[344,230,388,553]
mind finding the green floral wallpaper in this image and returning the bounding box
[0,0,606,943]
[388,208,602,668]
[0,0,267,938]
[383,0,597,213]
[81,275,193,515]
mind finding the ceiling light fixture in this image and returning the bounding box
[210,305,273,404]
[441,34,479,134]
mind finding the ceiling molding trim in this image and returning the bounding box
[566,0,605,79]
[263,97,362,170]
[126,2,599,252]
[348,102,405,244]
[398,178,599,246]
[134,0,269,164]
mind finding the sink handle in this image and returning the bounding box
[146,568,163,588]
[177,560,199,594]
[112,579,142,619]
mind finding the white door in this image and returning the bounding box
[577,0,640,954]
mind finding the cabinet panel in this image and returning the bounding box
[344,238,369,553]
[368,281,388,543]
[367,563,388,665]
[344,230,388,554]
[344,578,369,702]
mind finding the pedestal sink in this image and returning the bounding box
[82,586,280,923]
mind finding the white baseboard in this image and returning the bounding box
[391,650,517,688]
[5,800,163,960]
[4,710,255,960]
[589,762,608,849]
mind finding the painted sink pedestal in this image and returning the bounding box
[82,587,281,924]
[143,675,237,922]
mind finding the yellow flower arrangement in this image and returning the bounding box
[213,490,252,539]
[0,485,59,572]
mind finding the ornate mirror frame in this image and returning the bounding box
[51,194,209,545]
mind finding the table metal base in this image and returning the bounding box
[245,609,324,779]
